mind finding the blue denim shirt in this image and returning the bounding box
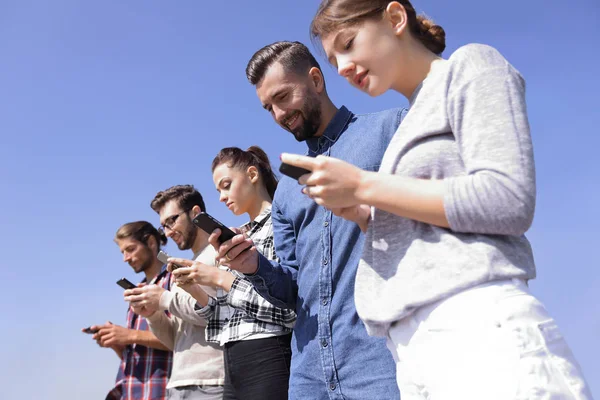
[248,106,406,399]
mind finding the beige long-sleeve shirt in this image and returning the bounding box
[147,245,224,388]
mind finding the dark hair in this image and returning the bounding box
[311,0,446,56]
[246,41,323,85]
[115,221,167,251]
[150,185,206,214]
[211,146,278,200]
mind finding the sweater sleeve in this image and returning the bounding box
[146,310,177,350]
[159,284,208,327]
[444,65,536,236]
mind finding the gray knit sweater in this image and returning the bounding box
[356,44,536,337]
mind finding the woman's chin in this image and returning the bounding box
[230,207,244,216]
[366,83,388,97]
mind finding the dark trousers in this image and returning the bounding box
[223,333,292,400]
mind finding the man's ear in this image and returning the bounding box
[146,235,158,254]
[308,67,325,93]
[191,205,202,216]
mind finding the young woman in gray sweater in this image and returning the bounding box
[279,0,592,398]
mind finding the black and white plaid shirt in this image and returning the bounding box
[195,207,296,345]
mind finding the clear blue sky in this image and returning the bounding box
[1,1,598,398]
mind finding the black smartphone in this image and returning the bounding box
[157,250,184,271]
[82,327,99,334]
[279,162,311,181]
[116,277,137,290]
[192,212,237,243]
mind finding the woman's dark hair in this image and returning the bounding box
[211,146,278,200]
[114,221,167,253]
[311,0,446,56]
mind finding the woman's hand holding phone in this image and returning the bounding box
[280,153,365,209]
[207,227,259,275]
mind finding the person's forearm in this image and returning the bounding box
[184,284,211,307]
[212,269,236,292]
[110,345,124,360]
[358,171,449,228]
[130,329,171,351]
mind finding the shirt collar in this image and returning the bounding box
[306,106,353,152]
[241,206,272,231]
[142,264,169,285]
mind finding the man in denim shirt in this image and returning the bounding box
[212,41,405,399]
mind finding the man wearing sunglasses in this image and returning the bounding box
[124,185,225,399]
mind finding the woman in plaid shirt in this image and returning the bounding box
[167,146,296,400]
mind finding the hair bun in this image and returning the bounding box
[416,15,446,55]
[246,145,270,165]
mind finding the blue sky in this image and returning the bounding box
[1,0,598,398]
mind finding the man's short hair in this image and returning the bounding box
[245,41,323,86]
[150,185,206,214]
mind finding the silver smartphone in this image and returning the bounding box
[157,250,183,271]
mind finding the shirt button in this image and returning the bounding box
[322,298,328,305]
[324,221,329,227]
[323,259,328,265]
[321,339,328,348]
[329,383,336,391]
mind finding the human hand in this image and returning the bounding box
[92,322,133,347]
[208,228,259,275]
[169,258,218,287]
[331,204,372,232]
[281,153,365,209]
[123,285,164,316]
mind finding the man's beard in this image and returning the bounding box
[289,94,322,142]
[176,220,198,251]
[136,249,154,273]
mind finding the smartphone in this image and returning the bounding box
[82,326,99,334]
[116,277,137,290]
[192,212,237,243]
[157,250,184,271]
[279,162,311,181]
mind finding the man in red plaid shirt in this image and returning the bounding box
[85,221,173,399]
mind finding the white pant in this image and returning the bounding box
[386,279,593,399]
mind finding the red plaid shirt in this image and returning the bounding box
[106,266,173,400]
